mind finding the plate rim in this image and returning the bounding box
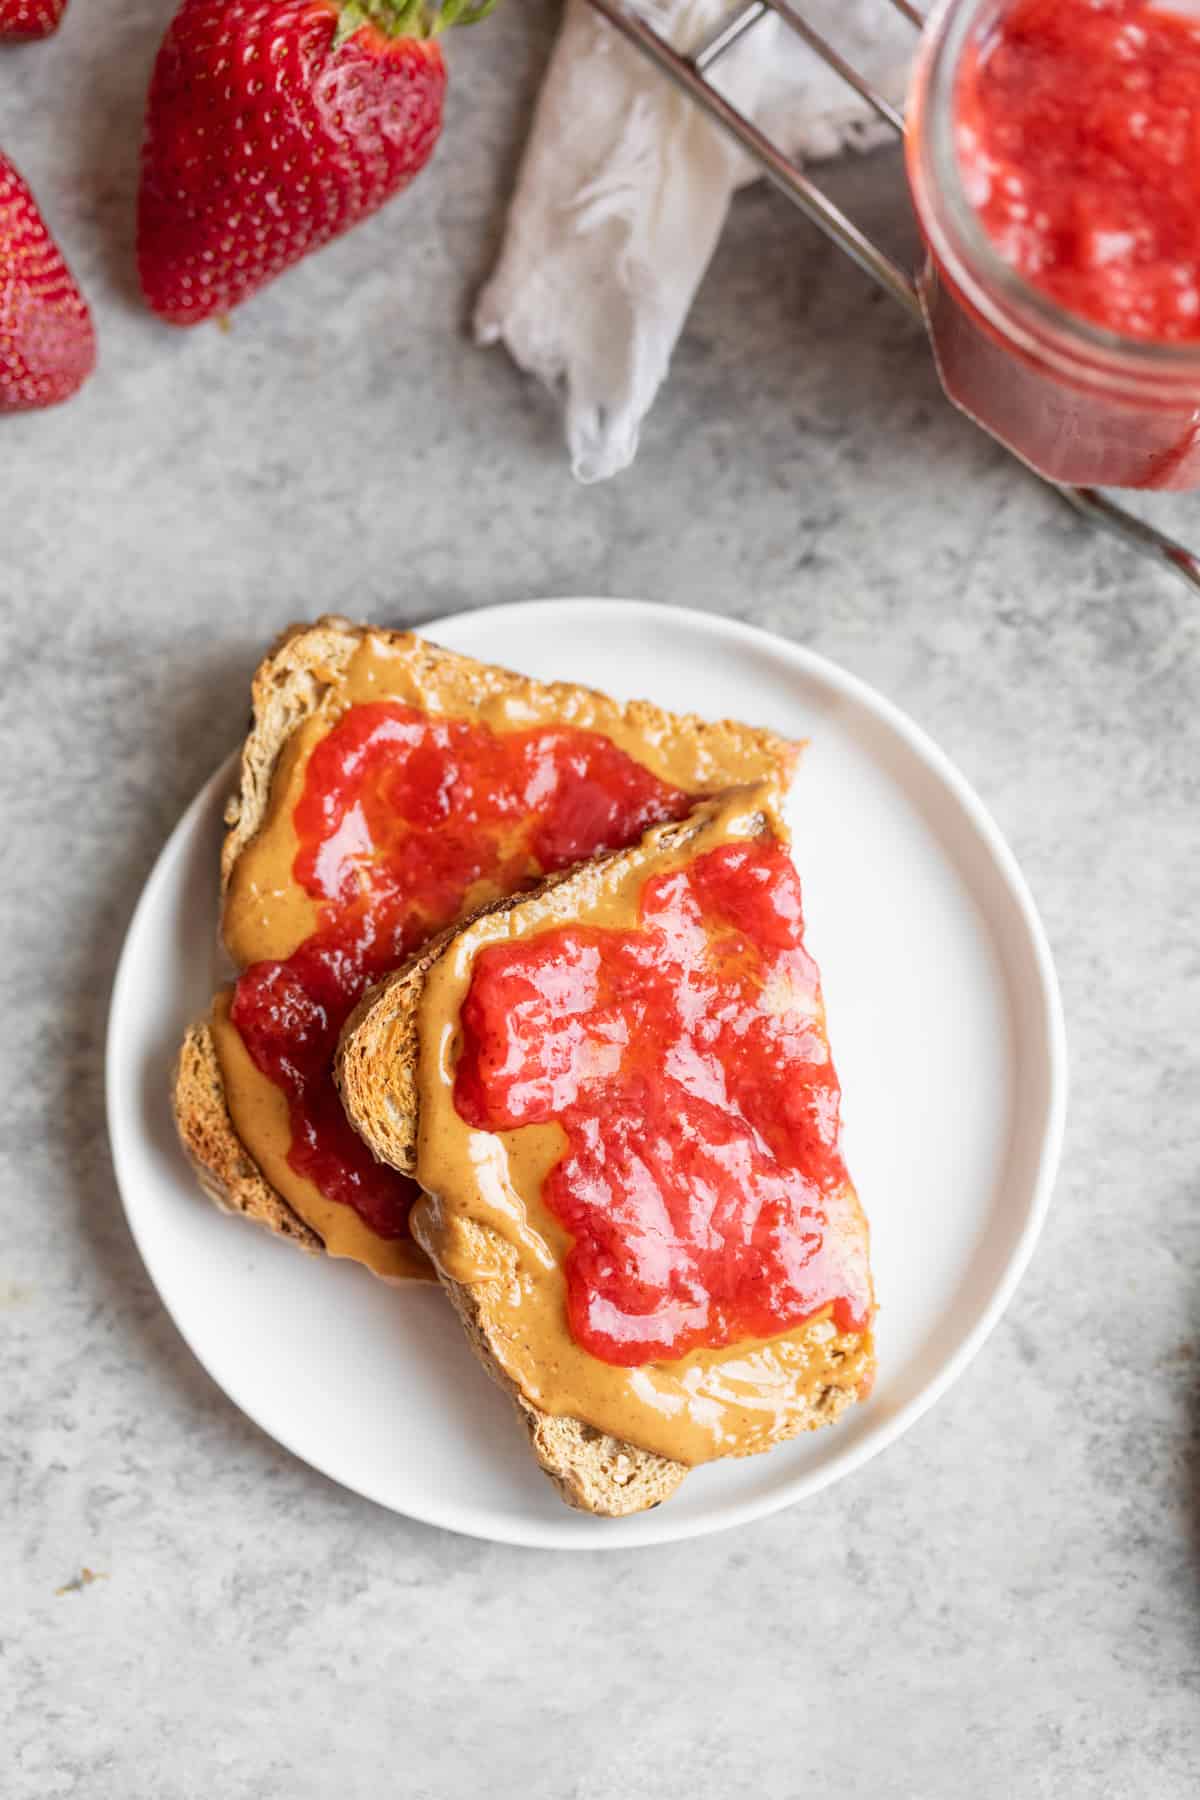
[105,596,1068,1550]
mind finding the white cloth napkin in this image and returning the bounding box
[475,0,912,482]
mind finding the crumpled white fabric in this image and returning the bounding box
[475,0,912,482]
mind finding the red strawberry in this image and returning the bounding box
[0,153,95,412]
[138,0,493,326]
[0,0,69,37]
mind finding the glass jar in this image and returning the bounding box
[906,0,1200,491]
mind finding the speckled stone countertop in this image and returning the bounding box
[4,4,1199,1796]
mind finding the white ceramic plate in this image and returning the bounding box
[106,599,1066,1549]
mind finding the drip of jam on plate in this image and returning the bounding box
[230,702,693,1239]
[959,0,1200,341]
[454,838,870,1364]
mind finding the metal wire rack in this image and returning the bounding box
[581,0,1200,593]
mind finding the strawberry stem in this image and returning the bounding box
[334,0,497,43]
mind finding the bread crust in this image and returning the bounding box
[172,618,372,1253]
[172,1022,322,1253]
[441,1271,690,1516]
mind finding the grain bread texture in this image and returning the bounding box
[171,617,376,1253]
[172,1022,322,1252]
[173,616,800,1262]
[335,813,869,1517]
[443,1264,691,1515]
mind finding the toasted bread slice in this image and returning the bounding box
[336,797,874,1516]
[173,617,801,1277]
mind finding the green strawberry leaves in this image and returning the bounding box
[333,0,496,47]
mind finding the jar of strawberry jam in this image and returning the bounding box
[906,0,1200,490]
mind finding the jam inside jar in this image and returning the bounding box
[907,0,1200,490]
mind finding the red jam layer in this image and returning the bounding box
[231,702,692,1239]
[454,840,869,1365]
[958,1,1200,342]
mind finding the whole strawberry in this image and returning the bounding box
[138,0,492,326]
[0,0,70,37]
[0,153,95,412]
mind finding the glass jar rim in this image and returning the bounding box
[913,0,1200,377]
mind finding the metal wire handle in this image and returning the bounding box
[582,0,1200,594]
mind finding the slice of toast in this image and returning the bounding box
[336,795,875,1516]
[173,617,801,1277]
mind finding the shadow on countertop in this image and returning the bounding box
[45,636,448,1538]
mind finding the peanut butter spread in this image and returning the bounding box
[209,990,429,1280]
[212,628,800,1280]
[411,786,875,1467]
